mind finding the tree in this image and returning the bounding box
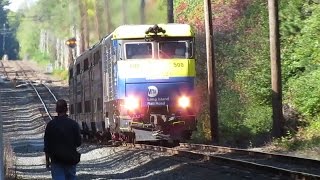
[78,0,89,53]
[93,0,101,39]
[0,0,19,59]
[140,0,145,24]
[122,0,127,24]
[103,0,112,34]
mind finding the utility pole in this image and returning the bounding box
[167,0,174,23]
[204,0,219,144]
[1,24,9,54]
[0,24,11,59]
[2,24,5,52]
[268,0,283,138]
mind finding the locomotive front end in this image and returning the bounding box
[111,24,197,142]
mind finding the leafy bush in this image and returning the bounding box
[242,102,272,135]
[191,108,211,143]
[31,51,52,66]
[275,119,320,150]
[286,69,320,117]
[53,68,68,81]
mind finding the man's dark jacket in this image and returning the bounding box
[44,115,82,164]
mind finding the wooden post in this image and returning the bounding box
[204,0,219,144]
[268,0,283,138]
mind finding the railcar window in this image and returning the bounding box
[85,100,91,113]
[94,51,100,65]
[97,98,102,111]
[159,41,190,59]
[77,102,82,113]
[69,68,73,79]
[70,104,74,114]
[125,43,152,59]
[76,64,80,75]
[84,59,89,71]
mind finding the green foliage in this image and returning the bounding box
[15,0,167,60]
[218,88,251,145]
[175,0,273,146]
[275,119,320,150]
[242,103,272,135]
[53,68,68,80]
[286,68,320,117]
[281,1,320,118]
[281,1,320,82]
[33,0,71,38]
[31,51,52,66]
[191,108,212,143]
[233,1,271,104]
[16,18,41,59]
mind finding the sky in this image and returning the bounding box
[6,0,38,12]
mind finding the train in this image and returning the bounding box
[68,23,197,143]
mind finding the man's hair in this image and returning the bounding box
[56,99,68,113]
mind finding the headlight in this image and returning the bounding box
[124,96,139,110]
[178,96,190,108]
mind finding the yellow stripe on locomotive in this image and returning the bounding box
[118,59,195,79]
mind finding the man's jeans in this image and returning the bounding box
[51,163,77,180]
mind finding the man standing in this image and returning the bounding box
[44,99,82,180]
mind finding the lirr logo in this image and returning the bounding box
[148,86,158,97]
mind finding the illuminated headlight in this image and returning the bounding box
[124,96,140,110]
[178,96,190,108]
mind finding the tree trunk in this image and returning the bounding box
[94,0,101,40]
[122,0,127,24]
[104,0,112,34]
[140,0,145,24]
[83,0,89,49]
[78,0,86,53]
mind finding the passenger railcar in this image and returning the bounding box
[69,24,197,142]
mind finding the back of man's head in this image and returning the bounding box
[56,99,68,114]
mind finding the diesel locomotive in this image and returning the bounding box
[68,23,197,142]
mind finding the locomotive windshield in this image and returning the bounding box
[125,43,153,59]
[159,41,192,59]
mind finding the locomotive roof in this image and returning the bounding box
[112,24,194,39]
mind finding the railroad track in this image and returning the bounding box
[133,143,320,179]
[13,61,58,121]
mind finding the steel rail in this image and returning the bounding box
[28,83,53,120]
[41,83,57,102]
[179,143,320,166]
[133,143,320,179]
[14,61,56,120]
